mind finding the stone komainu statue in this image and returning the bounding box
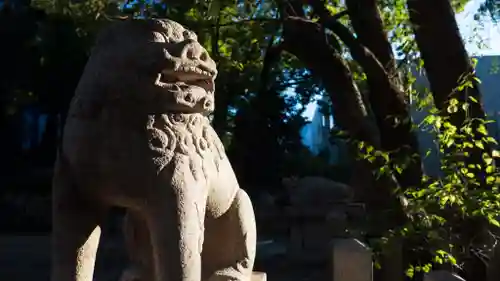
[51,19,256,281]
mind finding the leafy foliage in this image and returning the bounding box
[3,1,500,278]
[1,0,323,193]
[479,0,500,21]
[351,69,500,277]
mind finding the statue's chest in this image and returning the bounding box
[146,113,226,173]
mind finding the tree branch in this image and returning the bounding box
[260,38,284,92]
[283,0,306,17]
[328,9,348,21]
[281,16,378,144]
[345,0,398,78]
[196,17,280,30]
[332,25,388,82]
[282,16,409,228]
[211,13,221,60]
[307,0,426,194]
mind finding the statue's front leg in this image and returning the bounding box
[202,188,257,281]
[145,156,207,281]
[121,211,154,281]
[51,157,106,281]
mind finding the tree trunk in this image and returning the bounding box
[407,0,485,115]
[407,0,491,174]
[407,1,492,280]
[282,17,407,232]
[282,18,379,144]
[303,2,422,277]
[345,0,424,192]
[209,17,230,138]
[212,87,229,137]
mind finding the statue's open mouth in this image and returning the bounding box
[158,65,215,94]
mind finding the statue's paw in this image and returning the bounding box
[206,268,248,281]
[119,266,143,281]
[206,270,266,281]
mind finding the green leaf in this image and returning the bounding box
[447,105,458,113]
[487,176,495,184]
[448,255,457,265]
[446,139,455,147]
[493,150,500,157]
[469,96,478,103]
[484,157,493,165]
[422,264,432,273]
[423,114,436,125]
[464,141,474,148]
[486,165,495,174]
[406,266,414,278]
[477,124,488,136]
[366,145,374,153]
[475,140,485,149]
[489,217,500,227]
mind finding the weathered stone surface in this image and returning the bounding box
[424,270,465,281]
[283,176,356,263]
[251,272,267,281]
[331,238,372,281]
[282,176,353,207]
[51,18,258,281]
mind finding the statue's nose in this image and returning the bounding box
[183,39,210,62]
[180,39,217,76]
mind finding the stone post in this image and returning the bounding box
[331,238,372,281]
[379,237,404,281]
[487,242,500,281]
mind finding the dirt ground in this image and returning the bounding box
[0,235,327,281]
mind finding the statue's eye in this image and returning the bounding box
[152,32,167,43]
[182,30,197,41]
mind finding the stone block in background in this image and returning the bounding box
[424,270,465,281]
[331,238,372,281]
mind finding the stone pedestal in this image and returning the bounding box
[288,207,333,262]
[287,205,352,263]
[252,271,267,281]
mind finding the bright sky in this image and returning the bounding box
[302,0,500,120]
